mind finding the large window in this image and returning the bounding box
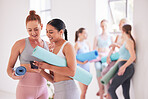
[30,0,52,41]
[108,0,133,33]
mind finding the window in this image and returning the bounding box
[30,0,52,41]
[108,0,133,33]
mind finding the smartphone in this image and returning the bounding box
[30,61,38,69]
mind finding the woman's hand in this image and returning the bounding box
[82,60,88,64]
[48,42,55,52]
[118,66,126,76]
[11,71,24,80]
[33,61,50,70]
[109,43,117,48]
[107,56,111,64]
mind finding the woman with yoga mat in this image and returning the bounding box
[108,24,136,99]
[33,19,80,99]
[101,18,128,99]
[7,10,49,99]
[74,28,91,99]
[93,19,112,99]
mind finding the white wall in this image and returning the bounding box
[133,0,148,99]
[0,0,29,93]
[51,0,96,45]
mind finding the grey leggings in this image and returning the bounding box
[53,80,80,99]
[108,61,134,99]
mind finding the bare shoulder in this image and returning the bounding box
[11,39,26,53]
[127,39,134,45]
[13,39,25,47]
[64,42,74,49]
[75,41,79,46]
[126,39,134,48]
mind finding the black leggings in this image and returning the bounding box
[108,61,134,99]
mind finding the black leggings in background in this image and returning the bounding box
[108,61,135,99]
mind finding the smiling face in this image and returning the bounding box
[26,20,42,39]
[79,29,88,40]
[46,24,64,43]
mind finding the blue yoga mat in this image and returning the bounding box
[14,66,26,76]
[101,52,120,63]
[32,46,92,85]
[76,50,98,62]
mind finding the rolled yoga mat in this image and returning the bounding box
[32,46,92,85]
[76,50,99,62]
[100,62,119,85]
[101,52,120,63]
[14,66,26,76]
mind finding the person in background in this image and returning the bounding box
[93,19,113,99]
[74,28,91,99]
[101,18,128,99]
[108,24,136,99]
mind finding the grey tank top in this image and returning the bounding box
[19,38,49,64]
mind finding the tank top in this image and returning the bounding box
[18,38,49,86]
[97,35,112,48]
[56,41,69,57]
[77,41,90,72]
[19,38,49,64]
[119,42,130,60]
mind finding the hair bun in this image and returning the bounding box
[29,10,36,15]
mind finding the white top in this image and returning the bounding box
[57,41,69,58]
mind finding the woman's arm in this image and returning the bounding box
[39,70,54,83]
[118,39,136,75]
[107,35,119,64]
[35,43,77,77]
[7,40,25,80]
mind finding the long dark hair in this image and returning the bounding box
[122,24,136,51]
[47,19,68,41]
[75,28,85,42]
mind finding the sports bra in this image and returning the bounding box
[119,42,130,60]
[19,38,49,64]
[97,35,112,48]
